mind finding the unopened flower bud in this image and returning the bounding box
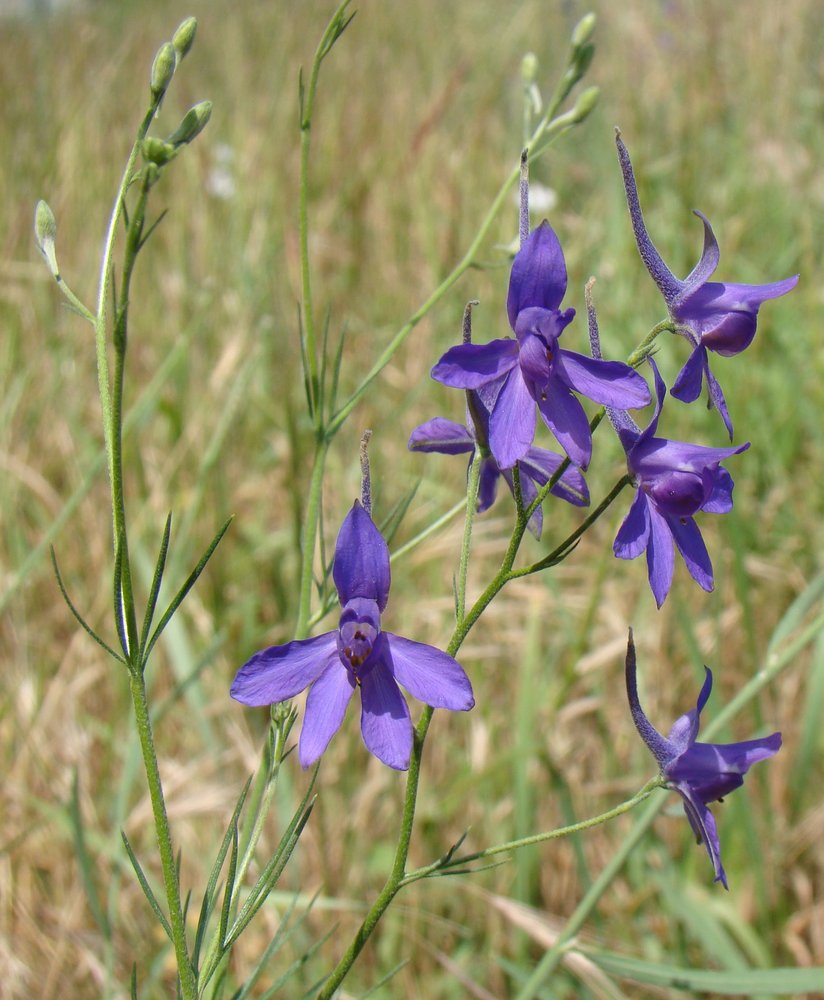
[172,17,197,61]
[167,100,212,146]
[34,199,59,276]
[521,52,539,86]
[150,41,176,99]
[142,136,177,165]
[570,85,599,123]
[571,12,596,52]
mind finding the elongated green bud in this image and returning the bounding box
[172,17,197,61]
[34,199,59,277]
[166,100,212,146]
[570,85,599,123]
[150,41,176,98]
[571,12,596,52]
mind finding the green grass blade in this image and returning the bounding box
[584,949,824,994]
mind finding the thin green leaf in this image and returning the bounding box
[225,774,317,948]
[142,515,232,663]
[116,525,141,661]
[68,768,111,938]
[139,512,173,659]
[193,777,253,973]
[120,829,173,942]
[217,823,240,952]
[767,567,824,653]
[296,302,314,416]
[327,324,346,417]
[360,961,410,998]
[130,964,138,1000]
[50,547,126,664]
[584,949,824,994]
[233,892,308,1000]
[379,481,419,548]
[257,925,337,1000]
[113,533,130,658]
[795,627,824,803]
[136,208,168,252]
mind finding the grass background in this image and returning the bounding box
[2,0,823,996]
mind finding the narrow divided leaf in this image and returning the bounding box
[143,516,233,663]
[139,512,173,659]
[121,829,174,942]
[51,547,126,664]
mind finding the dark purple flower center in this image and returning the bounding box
[337,597,382,682]
[643,469,708,517]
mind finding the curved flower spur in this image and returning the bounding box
[625,630,781,888]
[616,130,798,438]
[231,444,474,770]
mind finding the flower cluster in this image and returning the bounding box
[231,135,788,887]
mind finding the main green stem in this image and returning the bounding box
[130,671,197,999]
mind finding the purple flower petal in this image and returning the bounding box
[675,276,799,351]
[702,466,736,514]
[431,340,519,389]
[333,502,391,611]
[230,632,338,706]
[506,220,568,328]
[299,659,357,767]
[667,667,713,750]
[668,514,713,593]
[556,350,651,409]
[703,363,734,439]
[520,447,589,508]
[631,437,748,481]
[676,786,728,888]
[614,491,651,561]
[408,417,474,455]
[676,210,720,296]
[488,368,537,469]
[671,344,707,405]
[536,380,592,469]
[359,661,412,770]
[517,329,553,388]
[477,456,501,513]
[646,504,675,609]
[386,633,474,711]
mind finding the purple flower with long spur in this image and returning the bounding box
[611,359,748,608]
[231,501,474,770]
[616,131,798,438]
[408,383,589,538]
[431,221,651,470]
[625,630,781,888]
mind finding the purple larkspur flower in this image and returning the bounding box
[408,382,589,537]
[616,131,798,438]
[611,359,748,608]
[231,501,474,770]
[431,221,651,470]
[625,630,781,888]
